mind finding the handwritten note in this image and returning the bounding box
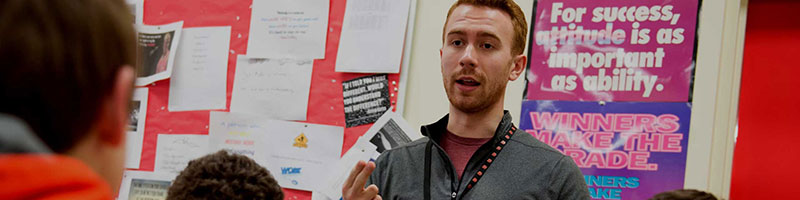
[247,0,329,59]
[335,0,411,73]
[168,27,231,111]
[208,111,267,163]
[154,134,209,177]
[230,55,313,121]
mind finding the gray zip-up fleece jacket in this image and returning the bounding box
[368,111,590,200]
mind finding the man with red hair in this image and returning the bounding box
[343,0,590,199]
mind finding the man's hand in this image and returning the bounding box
[342,161,382,200]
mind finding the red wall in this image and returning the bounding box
[730,0,800,199]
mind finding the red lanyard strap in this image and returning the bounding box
[462,125,516,194]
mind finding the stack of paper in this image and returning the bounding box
[319,110,422,199]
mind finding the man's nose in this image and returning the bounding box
[459,45,477,68]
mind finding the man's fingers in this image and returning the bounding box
[363,184,379,197]
[343,160,366,191]
[343,161,378,200]
[372,194,383,200]
[353,161,376,192]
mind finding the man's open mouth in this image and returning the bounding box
[456,77,481,86]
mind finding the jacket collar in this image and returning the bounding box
[420,110,516,143]
[0,113,52,154]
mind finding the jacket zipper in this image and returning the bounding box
[424,128,505,199]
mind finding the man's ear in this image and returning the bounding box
[97,66,135,146]
[440,48,444,73]
[509,54,527,81]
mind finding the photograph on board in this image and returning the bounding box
[128,100,140,132]
[137,31,174,80]
[135,21,183,86]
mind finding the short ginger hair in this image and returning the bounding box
[443,0,529,55]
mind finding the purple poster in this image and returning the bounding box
[525,0,699,101]
[519,100,691,199]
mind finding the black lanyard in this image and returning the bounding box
[424,125,517,200]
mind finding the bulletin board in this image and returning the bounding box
[135,0,416,198]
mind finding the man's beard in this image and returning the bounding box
[444,69,506,114]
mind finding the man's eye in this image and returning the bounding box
[452,40,463,46]
[482,43,493,49]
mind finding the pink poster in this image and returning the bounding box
[520,100,693,199]
[525,0,699,102]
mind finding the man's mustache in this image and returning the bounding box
[451,69,486,82]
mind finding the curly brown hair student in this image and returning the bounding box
[167,150,284,200]
[649,189,718,200]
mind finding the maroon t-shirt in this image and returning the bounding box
[440,131,492,179]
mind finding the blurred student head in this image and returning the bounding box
[167,150,284,200]
[0,0,136,194]
[649,189,718,200]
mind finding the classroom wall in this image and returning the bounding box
[402,0,533,128]
[681,0,746,198]
[730,0,800,199]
